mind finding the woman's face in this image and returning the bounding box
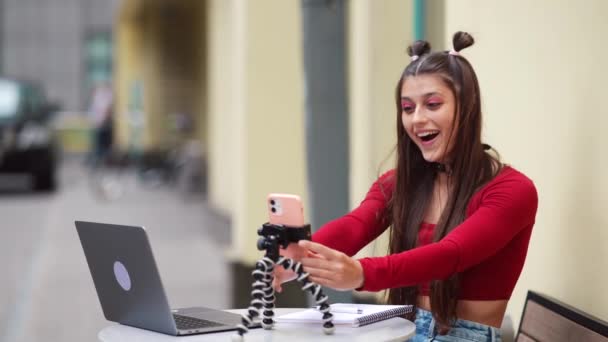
[400,74,457,164]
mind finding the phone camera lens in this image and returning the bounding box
[270,199,276,205]
[271,207,277,213]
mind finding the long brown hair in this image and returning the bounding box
[386,32,502,328]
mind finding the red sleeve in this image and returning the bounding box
[312,170,395,257]
[358,172,538,292]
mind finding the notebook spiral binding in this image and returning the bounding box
[356,306,413,327]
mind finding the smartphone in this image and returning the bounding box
[267,193,305,227]
[267,193,308,263]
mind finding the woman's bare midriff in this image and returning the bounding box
[416,296,507,328]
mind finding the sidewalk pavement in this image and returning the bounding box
[0,157,232,342]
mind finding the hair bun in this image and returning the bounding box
[452,31,474,52]
[407,40,431,59]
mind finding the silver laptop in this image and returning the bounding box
[76,221,254,336]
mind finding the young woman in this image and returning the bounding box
[275,31,538,341]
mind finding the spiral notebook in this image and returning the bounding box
[276,303,413,327]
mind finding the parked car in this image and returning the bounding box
[0,77,59,191]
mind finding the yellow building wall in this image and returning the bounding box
[119,1,608,326]
[114,0,164,150]
[241,0,307,263]
[444,0,608,325]
[115,1,145,149]
[116,0,204,152]
[347,1,412,267]
[117,0,304,265]
[205,0,237,215]
[206,0,307,264]
[208,0,413,264]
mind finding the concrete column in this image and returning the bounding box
[300,0,351,303]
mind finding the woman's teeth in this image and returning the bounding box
[417,131,439,142]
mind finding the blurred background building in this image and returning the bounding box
[0,0,120,109]
[0,0,121,156]
[0,0,606,341]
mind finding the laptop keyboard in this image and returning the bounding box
[173,314,224,330]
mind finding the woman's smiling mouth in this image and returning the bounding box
[416,130,440,145]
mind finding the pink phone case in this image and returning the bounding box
[267,193,305,227]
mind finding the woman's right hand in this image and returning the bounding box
[272,242,308,293]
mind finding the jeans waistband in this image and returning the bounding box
[415,308,502,341]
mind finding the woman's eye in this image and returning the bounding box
[401,102,415,113]
[427,102,442,109]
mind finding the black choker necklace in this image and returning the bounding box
[431,162,448,173]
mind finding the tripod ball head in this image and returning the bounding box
[257,223,312,249]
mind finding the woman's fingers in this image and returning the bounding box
[298,240,339,260]
[300,257,329,269]
[281,243,308,260]
[300,264,336,281]
[306,250,326,259]
[272,276,283,293]
[273,243,327,293]
[301,246,364,290]
[308,276,335,288]
[296,241,364,290]
[308,275,347,290]
[272,266,285,293]
[273,265,297,293]
[301,258,350,288]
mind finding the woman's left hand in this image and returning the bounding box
[298,240,364,291]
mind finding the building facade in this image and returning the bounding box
[0,0,120,110]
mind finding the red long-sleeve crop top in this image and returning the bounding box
[312,166,538,300]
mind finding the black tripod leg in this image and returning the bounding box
[260,256,276,329]
[234,256,275,340]
[278,257,335,335]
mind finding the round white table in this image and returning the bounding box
[98,308,416,342]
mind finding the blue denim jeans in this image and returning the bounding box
[408,308,502,342]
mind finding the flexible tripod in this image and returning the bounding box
[232,223,335,341]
